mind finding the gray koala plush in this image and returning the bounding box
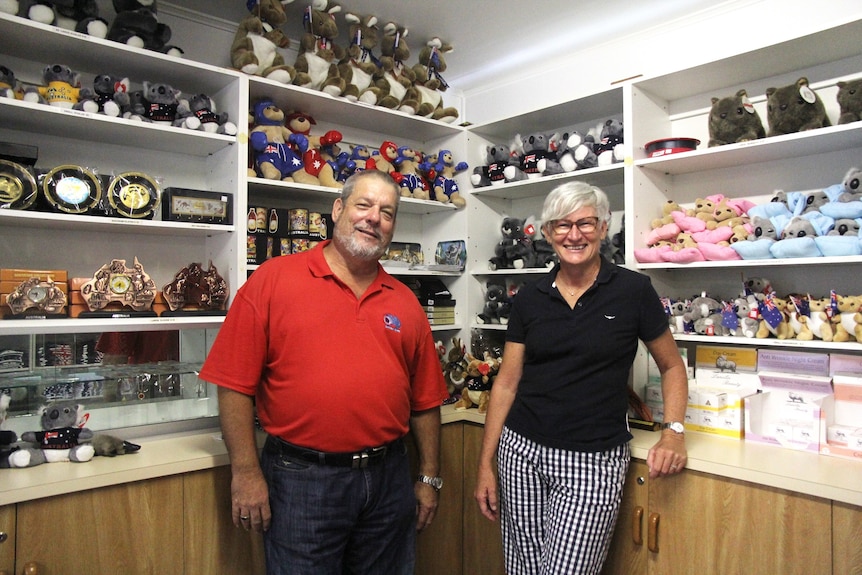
[471,143,512,187]
[708,89,766,146]
[827,218,860,236]
[781,216,817,239]
[5,401,95,468]
[503,133,561,182]
[766,77,831,136]
[839,167,862,202]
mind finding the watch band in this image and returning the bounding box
[662,421,685,434]
[417,474,443,491]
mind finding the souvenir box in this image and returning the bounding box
[162,187,233,225]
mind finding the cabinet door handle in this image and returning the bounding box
[647,512,660,553]
[632,506,644,545]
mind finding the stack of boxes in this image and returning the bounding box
[646,344,862,460]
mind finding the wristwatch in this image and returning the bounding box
[662,421,685,434]
[417,475,443,492]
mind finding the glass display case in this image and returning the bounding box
[0,329,218,437]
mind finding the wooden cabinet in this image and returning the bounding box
[183,467,266,575]
[14,475,184,575]
[833,501,862,575]
[462,422,505,575]
[0,504,14,575]
[604,460,834,575]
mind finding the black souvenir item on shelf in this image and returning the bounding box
[162,187,233,225]
[0,159,38,210]
[40,165,102,214]
[161,261,228,315]
[107,172,160,219]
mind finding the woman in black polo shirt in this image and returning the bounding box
[474,181,689,574]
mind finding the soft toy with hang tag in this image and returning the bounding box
[107,0,180,55]
[338,12,383,104]
[428,149,468,207]
[293,0,347,96]
[489,216,536,270]
[250,99,317,184]
[0,65,24,99]
[837,78,862,125]
[765,77,831,136]
[375,22,418,114]
[471,143,512,188]
[81,73,130,117]
[231,0,296,84]
[5,401,95,468]
[408,37,458,123]
[392,146,431,199]
[708,89,766,146]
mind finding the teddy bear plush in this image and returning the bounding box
[338,12,383,104]
[489,216,536,270]
[374,22,418,113]
[407,37,459,123]
[765,77,831,136]
[284,111,343,188]
[230,0,296,84]
[836,79,862,125]
[805,295,834,341]
[293,0,347,96]
[708,89,766,146]
[107,0,176,54]
[476,281,511,325]
[249,99,318,184]
[22,63,92,108]
[428,149,468,207]
[470,143,511,188]
[391,145,431,199]
[5,401,95,468]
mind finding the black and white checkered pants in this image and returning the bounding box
[497,426,630,575]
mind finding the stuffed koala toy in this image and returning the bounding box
[476,281,511,324]
[765,77,831,136]
[489,216,536,270]
[837,78,862,125]
[708,89,766,146]
[504,133,560,182]
[471,143,511,188]
[6,401,95,468]
[839,167,862,202]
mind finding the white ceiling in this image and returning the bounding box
[177,0,720,94]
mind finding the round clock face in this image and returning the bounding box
[27,285,47,303]
[0,159,37,210]
[107,172,160,218]
[109,274,132,294]
[42,165,102,214]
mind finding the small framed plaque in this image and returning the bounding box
[162,187,233,225]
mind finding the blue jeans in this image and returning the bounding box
[260,437,416,575]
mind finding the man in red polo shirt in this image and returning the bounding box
[200,169,448,575]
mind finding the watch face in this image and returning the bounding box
[109,274,132,294]
[107,172,161,218]
[42,165,102,214]
[27,285,47,303]
[665,422,685,433]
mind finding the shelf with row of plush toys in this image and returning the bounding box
[661,275,862,352]
[246,77,467,216]
[627,18,862,273]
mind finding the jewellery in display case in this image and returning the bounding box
[0,159,38,210]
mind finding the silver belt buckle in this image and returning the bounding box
[352,452,369,469]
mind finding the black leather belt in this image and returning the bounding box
[265,435,401,469]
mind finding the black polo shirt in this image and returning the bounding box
[505,257,668,452]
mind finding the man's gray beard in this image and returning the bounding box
[339,233,387,261]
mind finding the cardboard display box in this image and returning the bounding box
[745,371,833,452]
[820,373,862,460]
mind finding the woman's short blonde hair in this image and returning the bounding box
[541,181,611,229]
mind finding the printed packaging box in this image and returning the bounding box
[695,345,758,373]
[757,349,830,377]
[820,373,862,460]
[745,371,833,452]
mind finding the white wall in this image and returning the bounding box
[460,0,862,126]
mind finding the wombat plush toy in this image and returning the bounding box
[708,89,766,146]
[765,77,831,136]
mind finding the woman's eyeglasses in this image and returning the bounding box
[550,217,600,235]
